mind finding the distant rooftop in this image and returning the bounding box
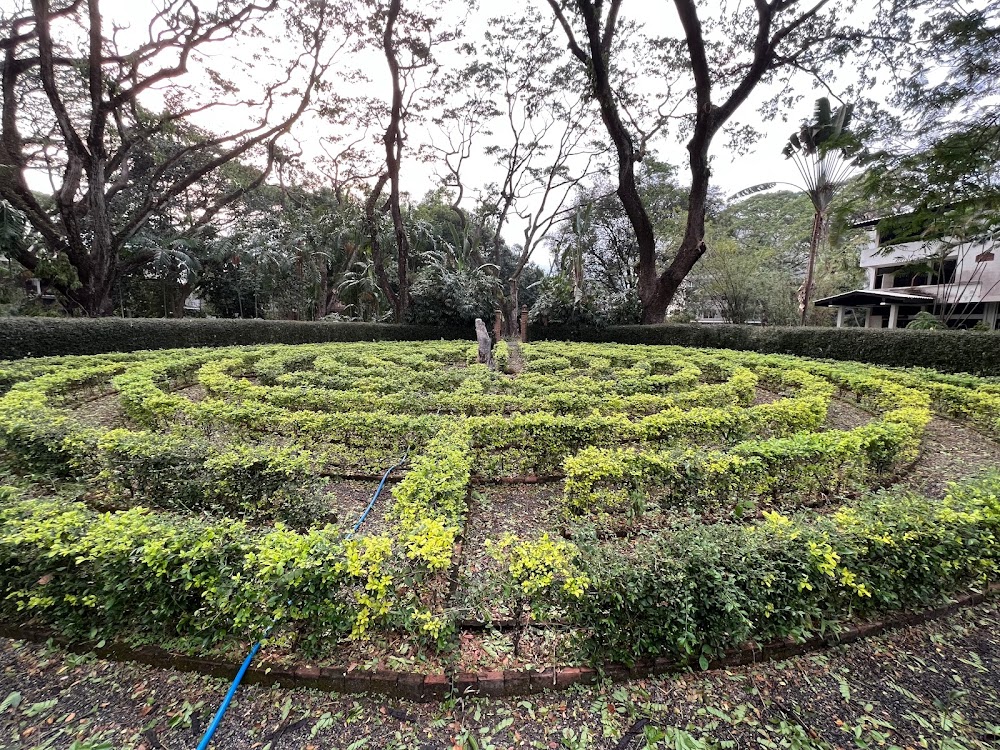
[814,289,936,307]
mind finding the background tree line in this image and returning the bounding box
[1,0,997,327]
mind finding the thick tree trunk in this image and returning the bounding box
[547,1,661,323]
[640,132,712,323]
[574,10,659,320]
[58,254,115,316]
[364,173,398,317]
[382,0,410,323]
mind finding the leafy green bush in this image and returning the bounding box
[569,471,1000,665]
[0,497,400,651]
[391,424,472,571]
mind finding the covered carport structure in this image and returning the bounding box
[813,289,937,329]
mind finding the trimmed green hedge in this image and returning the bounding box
[532,324,1000,375]
[0,318,471,360]
[570,471,1000,666]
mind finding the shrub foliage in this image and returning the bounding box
[533,323,1000,375]
[1,339,999,666]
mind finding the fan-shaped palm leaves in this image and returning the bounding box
[732,98,860,325]
[784,98,861,324]
[337,260,390,322]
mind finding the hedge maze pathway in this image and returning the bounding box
[896,414,1000,498]
[1,340,1000,680]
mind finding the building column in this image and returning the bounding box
[836,306,845,328]
[888,304,899,329]
[985,301,999,331]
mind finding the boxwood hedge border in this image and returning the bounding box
[0,318,471,360]
[4,319,997,374]
[532,324,1000,375]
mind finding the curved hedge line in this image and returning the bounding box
[532,323,1000,375]
[2,340,1000,673]
[1,472,998,667]
[570,472,1000,665]
[0,317,470,360]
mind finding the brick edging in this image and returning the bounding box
[1,585,996,701]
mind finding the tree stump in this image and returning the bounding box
[475,318,494,369]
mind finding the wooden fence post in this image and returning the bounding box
[520,305,529,344]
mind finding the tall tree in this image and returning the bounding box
[471,10,605,330]
[782,98,858,324]
[543,0,885,322]
[365,0,454,322]
[0,0,336,315]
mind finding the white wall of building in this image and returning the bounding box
[859,231,1000,304]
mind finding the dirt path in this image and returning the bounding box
[813,396,999,498]
[506,339,526,374]
[2,599,998,749]
[824,395,872,431]
[897,416,1000,498]
[67,390,127,429]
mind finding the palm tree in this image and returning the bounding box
[337,260,389,321]
[734,98,860,325]
[783,98,860,324]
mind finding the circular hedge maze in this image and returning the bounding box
[1,340,999,680]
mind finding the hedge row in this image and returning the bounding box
[0,493,411,652]
[2,471,997,666]
[0,318,471,360]
[531,323,1000,375]
[563,420,918,516]
[569,471,1000,665]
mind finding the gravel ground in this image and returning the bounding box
[2,599,998,749]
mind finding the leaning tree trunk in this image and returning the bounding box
[639,132,713,323]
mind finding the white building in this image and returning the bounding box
[815,214,1000,330]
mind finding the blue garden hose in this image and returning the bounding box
[195,452,408,750]
[348,450,407,538]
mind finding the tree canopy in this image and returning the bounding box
[0,0,985,325]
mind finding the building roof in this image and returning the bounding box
[813,289,937,307]
[849,217,882,229]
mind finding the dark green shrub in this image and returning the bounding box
[0,318,470,360]
[531,323,1000,375]
[569,471,1000,666]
